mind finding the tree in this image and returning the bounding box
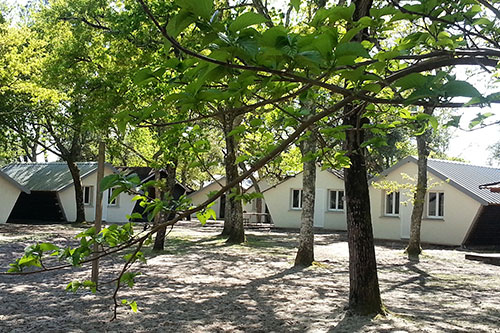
[9,0,500,319]
[488,141,500,166]
[405,107,433,260]
[294,129,317,267]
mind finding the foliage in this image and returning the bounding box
[4,0,500,318]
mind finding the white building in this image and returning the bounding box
[0,170,30,223]
[262,157,500,247]
[1,162,136,223]
[370,157,500,246]
[262,166,346,230]
[188,176,270,223]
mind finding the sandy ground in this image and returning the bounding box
[0,221,499,333]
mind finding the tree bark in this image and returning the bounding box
[221,114,245,244]
[339,0,383,316]
[406,107,433,260]
[67,160,85,223]
[91,141,105,287]
[294,132,317,267]
[343,112,384,315]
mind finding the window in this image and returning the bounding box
[385,191,400,216]
[328,190,344,211]
[291,189,303,209]
[83,186,92,206]
[107,188,118,206]
[428,192,444,218]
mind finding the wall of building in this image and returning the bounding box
[369,160,482,246]
[0,176,22,223]
[263,167,347,230]
[58,166,136,223]
[188,179,268,222]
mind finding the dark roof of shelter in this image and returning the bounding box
[117,166,194,193]
[1,162,108,192]
[373,156,500,205]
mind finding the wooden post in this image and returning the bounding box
[91,141,105,287]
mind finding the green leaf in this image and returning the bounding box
[180,0,213,20]
[335,42,369,59]
[129,301,138,313]
[39,243,59,252]
[441,80,482,98]
[133,68,154,85]
[340,27,363,43]
[229,12,268,33]
[227,125,247,137]
[328,5,355,22]
[100,174,120,191]
[290,0,300,11]
[394,73,428,91]
[249,118,263,127]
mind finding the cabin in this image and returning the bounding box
[370,157,500,247]
[0,170,30,223]
[262,166,346,230]
[188,176,270,223]
[1,162,136,223]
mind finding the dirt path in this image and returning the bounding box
[0,222,499,332]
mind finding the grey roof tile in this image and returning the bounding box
[372,156,500,205]
[0,169,30,193]
[426,158,500,205]
[1,162,99,191]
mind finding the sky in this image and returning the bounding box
[4,0,499,167]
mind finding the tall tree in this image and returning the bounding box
[294,129,317,267]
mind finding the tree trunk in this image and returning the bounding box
[221,114,245,244]
[91,141,105,287]
[343,112,384,315]
[153,161,178,251]
[294,132,317,267]
[67,159,85,223]
[406,107,433,260]
[340,0,383,316]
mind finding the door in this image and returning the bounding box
[400,202,410,239]
[314,188,325,228]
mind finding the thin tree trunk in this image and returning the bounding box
[221,114,245,244]
[67,160,85,223]
[406,107,433,260]
[294,132,316,267]
[91,141,105,287]
[239,163,263,223]
[153,161,178,251]
[344,112,384,315]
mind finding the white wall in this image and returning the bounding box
[370,160,482,246]
[188,179,269,222]
[0,176,22,223]
[263,167,347,230]
[58,166,136,223]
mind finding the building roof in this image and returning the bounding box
[1,162,107,192]
[373,156,500,205]
[117,166,194,193]
[0,169,30,194]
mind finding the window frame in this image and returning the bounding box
[384,191,400,216]
[328,189,345,211]
[290,189,303,210]
[83,186,93,206]
[427,191,444,218]
[107,187,119,207]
